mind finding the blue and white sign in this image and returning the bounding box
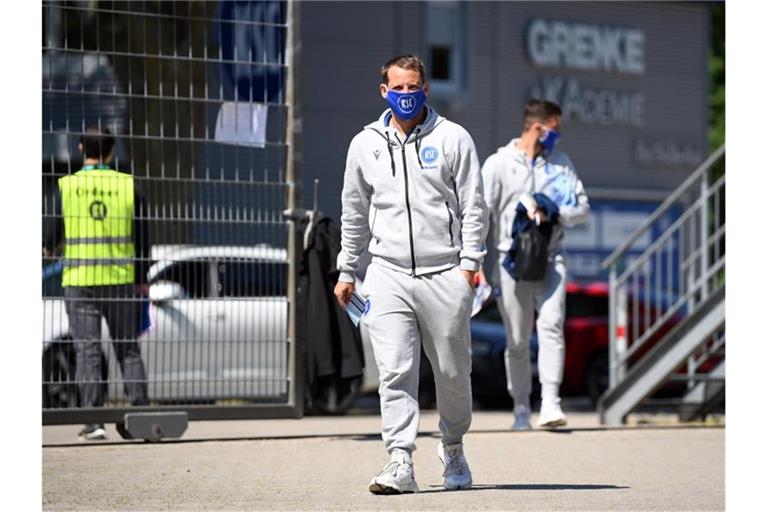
[217,1,285,103]
[564,199,682,290]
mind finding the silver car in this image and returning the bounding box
[42,245,289,405]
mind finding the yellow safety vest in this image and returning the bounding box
[59,166,135,286]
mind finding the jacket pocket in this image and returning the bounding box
[445,201,455,247]
[370,206,379,242]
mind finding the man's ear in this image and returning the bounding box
[423,81,431,96]
[380,83,388,99]
[78,142,84,154]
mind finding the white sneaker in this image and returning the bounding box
[537,397,567,428]
[78,423,107,441]
[512,404,532,431]
[368,451,419,494]
[437,442,472,490]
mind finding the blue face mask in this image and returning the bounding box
[386,89,427,120]
[539,127,561,153]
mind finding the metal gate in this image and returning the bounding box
[42,0,303,426]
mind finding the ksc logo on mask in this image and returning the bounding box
[420,146,439,166]
[398,95,416,113]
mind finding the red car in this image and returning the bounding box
[419,281,684,408]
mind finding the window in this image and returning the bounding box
[218,260,287,297]
[425,1,468,99]
[152,260,211,299]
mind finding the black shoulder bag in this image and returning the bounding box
[513,170,549,281]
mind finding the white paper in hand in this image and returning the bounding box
[345,291,370,327]
[471,283,493,317]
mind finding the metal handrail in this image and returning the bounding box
[603,144,725,270]
[605,145,725,389]
[612,195,726,371]
[615,198,701,284]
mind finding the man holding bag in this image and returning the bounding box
[479,99,590,430]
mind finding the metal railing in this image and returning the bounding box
[602,145,725,389]
[42,1,304,427]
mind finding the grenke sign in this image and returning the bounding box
[525,18,646,127]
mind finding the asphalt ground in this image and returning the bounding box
[42,404,724,511]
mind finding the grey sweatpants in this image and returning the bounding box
[361,263,474,453]
[497,255,566,406]
[64,285,149,408]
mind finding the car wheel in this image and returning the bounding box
[42,336,78,409]
[42,336,109,409]
[585,351,609,407]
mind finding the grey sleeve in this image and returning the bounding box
[558,160,590,227]
[452,129,489,272]
[336,139,372,283]
[481,154,501,226]
[480,154,500,265]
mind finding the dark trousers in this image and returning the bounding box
[64,285,149,407]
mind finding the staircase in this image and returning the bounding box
[598,145,725,426]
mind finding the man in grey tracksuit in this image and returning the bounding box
[480,99,589,430]
[334,55,488,494]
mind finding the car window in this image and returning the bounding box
[152,260,211,298]
[566,292,609,318]
[218,260,287,297]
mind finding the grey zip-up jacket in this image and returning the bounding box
[482,138,590,257]
[337,107,488,283]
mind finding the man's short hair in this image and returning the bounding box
[80,126,115,160]
[381,54,426,85]
[522,99,562,131]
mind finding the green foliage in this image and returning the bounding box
[709,2,725,151]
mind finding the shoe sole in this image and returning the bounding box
[442,479,472,490]
[537,418,567,428]
[368,481,418,494]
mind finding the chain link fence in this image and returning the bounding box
[42,0,302,424]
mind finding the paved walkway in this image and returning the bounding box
[43,409,724,511]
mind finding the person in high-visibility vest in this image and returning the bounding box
[43,126,149,441]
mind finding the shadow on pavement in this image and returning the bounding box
[422,483,630,493]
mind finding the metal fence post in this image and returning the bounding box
[700,172,709,301]
[608,266,616,388]
[285,0,304,417]
[616,282,628,383]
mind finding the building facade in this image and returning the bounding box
[298,1,710,280]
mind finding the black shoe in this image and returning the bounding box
[78,423,106,441]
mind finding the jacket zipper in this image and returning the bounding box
[445,201,454,247]
[399,140,417,274]
[449,175,460,205]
